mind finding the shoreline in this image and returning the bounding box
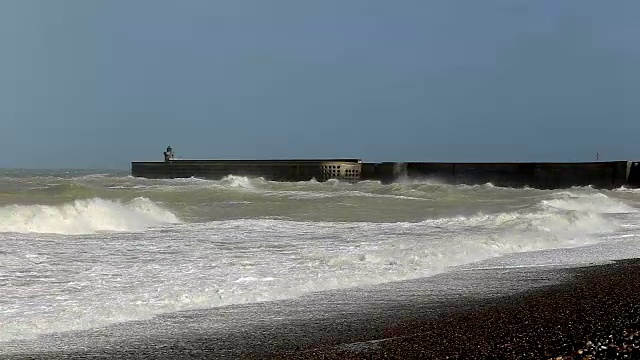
[3,259,639,359]
[284,259,640,359]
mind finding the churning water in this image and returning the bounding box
[1,170,640,351]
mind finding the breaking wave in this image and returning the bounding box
[2,185,639,344]
[541,191,638,214]
[0,197,180,235]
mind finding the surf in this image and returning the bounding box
[0,197,180,235]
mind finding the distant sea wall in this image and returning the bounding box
[132,159,640,189]
[401,161,631,189]
[628,161,640,188]
[131,159,363,183]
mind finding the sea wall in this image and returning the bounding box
[628,161,640,188]
[404,161,630,189]
[132,159,640,189]
[131,159,362,182]
[360,162,407,184]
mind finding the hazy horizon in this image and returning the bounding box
[1,0,639,169]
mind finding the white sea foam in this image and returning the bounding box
[542,191,637,214]
[614,186,640,193]
[3,192,634,343]
[0,197,180,234]
[218,175,262,190]
[3,174,640,346]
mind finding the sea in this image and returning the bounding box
[2,169,640,356]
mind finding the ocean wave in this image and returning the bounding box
[1,191,634,344]
[614,186,640,193]
[37,182,99,197]
[0,197,180,235]
[542,191,637,214]
[97,176,639,207]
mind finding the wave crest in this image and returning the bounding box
[0,197,180,235]
[542,191,637,214]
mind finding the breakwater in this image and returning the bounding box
[131,159,363,183]
[369,160,640,188]
[131,159,640,189]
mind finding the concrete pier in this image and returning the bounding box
[403,161,632,189]
[131,153,640,189]
[131,159,362,182]
[628,161,640,187]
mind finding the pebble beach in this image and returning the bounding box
[288,259,640,359]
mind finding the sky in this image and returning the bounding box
[0,0,639,169]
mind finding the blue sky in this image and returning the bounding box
[0,0,638,169]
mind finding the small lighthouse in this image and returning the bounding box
[163,146,174,162]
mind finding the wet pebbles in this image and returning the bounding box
[290,259,640,359]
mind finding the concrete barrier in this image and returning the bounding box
[404,161,629,189]
[359,162,407,184]
[360,163,379,181]
[131,159,362,182]
[628,161,640,188]
[132,157,639,189]
[531,162,628,189]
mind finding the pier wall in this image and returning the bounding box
[132,159,640,189]
[628,161,640,188]
[404,161,630,189]
[360,162,407,184]
[131,159,362,182]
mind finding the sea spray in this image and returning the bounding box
[2,170,640,344]
[0,197,180,234]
